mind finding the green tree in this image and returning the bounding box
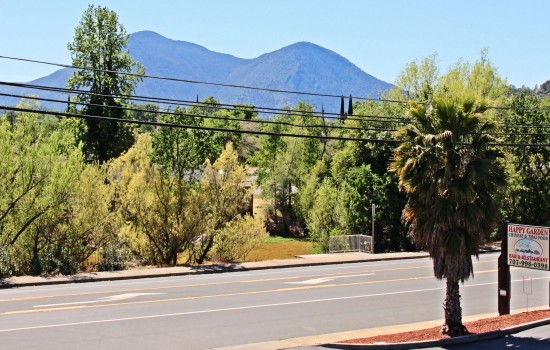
[111,134,205,266]
[253,102,323,235]
[342,165,386,236]
[296,160,329,224]
[306,179,347,252]
[206,109,243,156]
[438,49,508,101]
[231,104,260,161]
[67,5,144,163]
[191,143,251,264]
[152,107,210,180]
[327,99,410,252]
[264,137,303,233]
[152,98,242,180]
[393,53,439,101]
[539,79,550,95]
[390,97,507,336]
[499,92,550,227]
[128,103,161,133]
[0,103,113,276]
[391,51,508,104]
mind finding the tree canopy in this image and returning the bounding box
[67,4,144,163]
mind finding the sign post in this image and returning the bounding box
[371,204,375,254]
[498,235,511,315]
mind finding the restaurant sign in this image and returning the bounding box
[507,223,550,271]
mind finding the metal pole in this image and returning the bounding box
[498,226,511,315]
[372,204,375,254]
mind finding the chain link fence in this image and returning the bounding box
[329,234,372,253]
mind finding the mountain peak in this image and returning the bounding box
[1,31,392,112]
[131,30,166,39]
[283,41,323,49]
[268,41,337,57]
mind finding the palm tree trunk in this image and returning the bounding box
[442,278,469,336]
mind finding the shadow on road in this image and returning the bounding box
[441,335,550,350]
[188,263,243,273]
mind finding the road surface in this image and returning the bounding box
[0,252,548,349]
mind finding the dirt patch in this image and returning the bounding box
[342,309,550,345]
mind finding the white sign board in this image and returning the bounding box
[507,223,550,271]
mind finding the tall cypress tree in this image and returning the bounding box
[347,94,353,116]
[339,96,346,122]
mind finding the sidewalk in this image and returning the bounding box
[1,251,430,288]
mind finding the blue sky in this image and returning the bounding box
[1,0,549,88]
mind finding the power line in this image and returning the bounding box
[2,54,550,112]
[5,80,550,131]
[2,87,548,138]
[0,55,411,105]
[494,143,550,147]
[2,105,549,148]
[489,105,550,112]
[0,81,412,124]
[8,90,548,138]
[0,92,400,134]
[0,105,401,144]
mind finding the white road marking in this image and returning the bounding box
[0,286,448,332]
[0,256,445,295]
[33,293,163,308]
[1,276,548,333]
[286,273,375,285]
[4,255,508,297]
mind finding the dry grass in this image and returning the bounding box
[243,240,314,261]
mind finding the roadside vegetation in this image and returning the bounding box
[1,4,549,323]
[1,5,549,337]
[243,237,314,262]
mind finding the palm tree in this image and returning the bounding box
[390,97,507,336]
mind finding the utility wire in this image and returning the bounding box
[0,81,412,124]
[5,81,550,130]
[3,55,550,111]
[2,105,548,148]
[4,54,550,112]
[6,91,547,137]
[0,92,400,134]
[2,86,548,137]
[0,55,412,105]
[0,105,402,144]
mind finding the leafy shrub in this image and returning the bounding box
[212,215,268,263]
[0,245,18,279]
[96,241,132,271]
[41,246,80,276]
[27,244,80,276]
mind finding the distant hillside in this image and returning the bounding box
[220,41,391,110]
[0,31,392,113]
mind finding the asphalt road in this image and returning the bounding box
[0,253,548,349]
[422,323,550,350]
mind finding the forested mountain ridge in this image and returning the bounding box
[0,30,391,112]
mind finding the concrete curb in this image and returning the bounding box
[322,317,550,349]
[0,247,501,289]
[0,253,431,288]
